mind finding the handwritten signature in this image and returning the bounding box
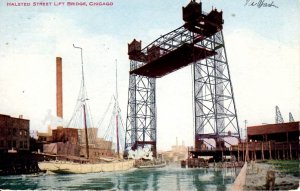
[244,0,279,8]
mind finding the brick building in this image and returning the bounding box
[0,114,30,151]
[79,128,114,158]
[40,127,114,158]
[52,127,79,145]
[80,137,114,158]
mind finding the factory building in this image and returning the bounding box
[0,114,30,152]
[52,127,79,145]
[40,127,114,159]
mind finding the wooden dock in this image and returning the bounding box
[187,140,299,165]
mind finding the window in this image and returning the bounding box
[8,140,11,148]
[0,140,3,147]
[24,141,28,148]
[13,140,16,148]
[12,128,16,136]
[20,131,23,136]
[19,141,23,148]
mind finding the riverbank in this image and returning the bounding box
[244,161,299,190]
[231,160,299,190]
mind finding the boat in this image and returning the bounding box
[127,147,167,169]
[38,45,134,174]
[39,160,135,174]
[137,161,167,169]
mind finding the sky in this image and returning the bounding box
[0,0,299,151]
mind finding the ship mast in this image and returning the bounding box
[73,44,89,159]
[115,59,120,158]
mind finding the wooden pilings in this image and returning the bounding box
[0,152,42,175]
[187,158,209,168]
[236,141,298,161]
[268,141,272,160]
[289,144,292,160]
[261,142,264,160]
[237,144,241,162]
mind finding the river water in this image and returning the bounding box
[0,165,239,190]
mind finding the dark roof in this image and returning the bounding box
[248,122,299,135]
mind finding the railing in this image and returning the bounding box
[236,141,299,151]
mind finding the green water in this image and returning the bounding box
[0,166,239,190]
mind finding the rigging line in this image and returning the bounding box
[100,120,111,139]
[104,108,116,140]
[116,113,125,134]
[117,117,126,150]
[67,95,84,128]
[114,99,125,136]
[97,96,114,129]
[116,103,125,129]
[86,99,94,127]
[99,100,115,138]
[115,59,118,102]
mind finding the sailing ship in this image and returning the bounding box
[38,45,134,174]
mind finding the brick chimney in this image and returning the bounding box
[56,57,63,118]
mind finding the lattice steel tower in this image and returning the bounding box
[125,1,240,157]
[125,49,157,156]
[275,105,284,124]
[289,112,295,122]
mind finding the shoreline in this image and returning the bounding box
[231,160,299,191]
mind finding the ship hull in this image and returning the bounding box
[137,162,166,169]
[38,160,135,174]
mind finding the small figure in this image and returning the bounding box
[266,170,276,190]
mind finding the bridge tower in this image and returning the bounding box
[125,1,240,158]
[125,40,157,156]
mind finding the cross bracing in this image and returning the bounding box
[125,1,240,156]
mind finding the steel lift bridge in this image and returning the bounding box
[125,1,240,158]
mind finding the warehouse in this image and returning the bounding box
[237,122,299,161]
[0,114,30,152]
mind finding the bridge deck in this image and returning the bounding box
[130,43,215,78]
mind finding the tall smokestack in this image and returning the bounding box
[56,57,63,118]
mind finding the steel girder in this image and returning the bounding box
[125,60,157,155]
[193,31,240,140]
[275,105,284,123]
[125,25,240,155]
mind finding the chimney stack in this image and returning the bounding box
[56,57,63,118]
